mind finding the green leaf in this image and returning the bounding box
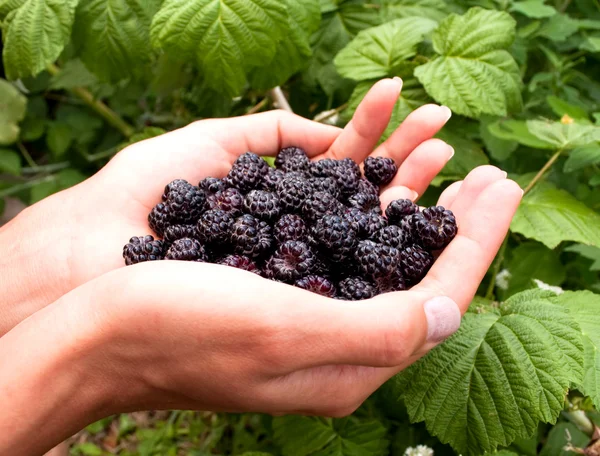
[511,182,600,249]
[480,116,518,161]
[73,0,161,82]
[71,442,104,456]
[334,17,437,81]
[0,148,21,175]
[565,244,600,271]
[564,145,600,173]
[414,8,522,119]
[250,0,321,90]
[0,78,26,145]
[581,36,600,53]
[46,122,73,158]
[506,242,565,296]
[378,0,447,22]
[151,0,288,96]
[435,129,489,183]
[537,14,580,41]
[273,416,388,456]
[392,289,584,456]
[527,120,600,149]
[511,0,556,19]
[1,0,78,80]
[49,58,98,90]
[539,422,590,456]
[559,291,600,409]
[488,119,555,149]
[546,96,589,120]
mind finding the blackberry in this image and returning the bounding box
[231,214,273,259]
[400,213,419,245]
[227,152,269,192]
[376,269,407,294]
[364,157,398,186]
[275,146,310,173]
[123,235,165,266]
[199,177,227,194]
[302,191,342,223]
[354,240,401,280]
[164,182,206,225]
[385,199,419,225]
[148,203,173,237]
[164,224,198,243]
[207,188,244,216]
[264,240,316,283]
[218,254,260,274]
[400,245,434,283]
[308,177,340,200]
[197,209,235,245]
[412,206,458,250]
[357,178,379,200]
[243,190,281,221]
[310,158,360,197]
[343,208,387,239]
[263,168,286,191]
[372,225,407,250]
[162,179,190,201]
[274,214,307,244]
[347,191,381,214]
[165,238,208,262]
[295,275,336,298]
[285,171,309,180]
[311,214,357,261]
[338,277,376,301]
[276,177,312,213]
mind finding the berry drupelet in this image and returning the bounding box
[385,199,419,225]
[264,240,316,283]
[165,238,208,262]
[412,206,458,250]
[400,245,434,283]
[207,188,244,216]
[311,214,358,262]
[196,209,235,246]
[164,224,198,243]
[338,277,377,301]
[354,240,401,280]
[123,235,166,265]
[274,214,307,244]
[218,255,260,274]
[243,190,281,221]
[230,214,273,259]
[295,275,337,298]
[275,146,310,174]
[364,157,398,186]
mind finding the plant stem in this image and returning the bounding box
[0,175,56,198]
[315,103,349,124]
[85,146,119,162]
[22,162,70,175]
[16,142,37,168]
[563,410,595,436]
[268,86,293,113]
[46,63,135,138]
[245,97,269,115]
[523,149,563,195]
[485,236,509,300]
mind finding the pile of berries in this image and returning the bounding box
[123,147,457,300]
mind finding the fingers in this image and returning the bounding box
[446,165,507,218]
[372,104,452,165]
[417,178,523,312]
[382,138,455,200]
[325,78,403,161]
[437,180,463,208]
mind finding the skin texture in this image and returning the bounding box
[0,78,523,455]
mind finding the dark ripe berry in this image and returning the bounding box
[227,153,269,192]
[243,190,281,221]
[401,213,419,245]
[364,156,398,186]
[372,225,407,250]
[347,191,381,214]
[338,277,376,301]
[412,206,458,250]
[276,177,312,213]
[264,240,316,283]
[123,235,165,265]
[376,269,407,294]
[199,177,228,194]
[310,158,361,197]
[400,245,434,283]
[207,188,244,216]
[231,214,273,259]
[165,238,208,262]
[343,207,387,239]
[302,191,342,223]
[197,209,235,245]
[285,171,309,180]
[311,214,358,261]
[218,254,260,274]
[274,214,307,244]
[357,178,379,200]
[308,177,341,200]
[263,168,286,191]
[148,202,174,237]
[164,183,207,225]
[164,224,198,243]
[276,146,310,173]
[385,199,419,225]
[354,240,401,280]
[295,275,336,298]
[162,179,190,201]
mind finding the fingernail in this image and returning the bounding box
[447,145,455,160]
[424,297,461,343]
[520,188,525,196]
[410,190,419,201]
[440,106,452,122]
[502,171,508,178]
[393,76,403,86]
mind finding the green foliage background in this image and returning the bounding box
[1,0,600,454]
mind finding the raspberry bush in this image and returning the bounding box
[1,1,600,455]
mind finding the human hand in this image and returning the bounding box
[0,78,457,334]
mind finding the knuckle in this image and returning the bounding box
[380,323,411,366]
